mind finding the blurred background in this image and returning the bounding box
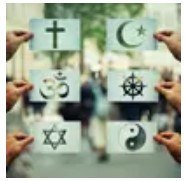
[6,3,181,178]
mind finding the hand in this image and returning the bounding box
[154,31,181,61]
[6,31,33,60]
[6,132,34,166]
[6,80,33,112]
[154,131,181,164]
[155,81,181,113]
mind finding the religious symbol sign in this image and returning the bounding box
[29,19,80,50]
[29,69,80,102]
[29,122,81,153]
[43,124,67,150]
[107,70,160,102]
[106,18,157,51]
[45,20,65,49]
[106,121,157,153]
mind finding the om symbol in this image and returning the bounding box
[39,71,69,99]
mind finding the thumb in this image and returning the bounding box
[20,136,34,149]
[154,135,170,146]
[157,34,171,44]
[159,131,174,138]
[155,84,169,97]
[18,83,33,94]
[14,132,28,139]
[17,32,33,43]
[13,80,27,87]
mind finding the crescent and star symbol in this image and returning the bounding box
[116,21,147,48]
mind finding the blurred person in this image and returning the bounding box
[6,30,34,168]
[154,30,181,164]
[90,70,110,162]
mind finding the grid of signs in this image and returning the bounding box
[29,18,160,154]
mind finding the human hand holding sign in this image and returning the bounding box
[6,31,33,60]
[154,31,181,61]
[155,81,181,113]
[6,80,33,112]
[6,132,34,166]
[154,131,181,164]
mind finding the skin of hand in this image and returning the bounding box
[6,31,33,61]
[6,132,34,166]
[154,31,181,61]
[155,81,181,113]
[6,80,33,112]
[154,131,181,164]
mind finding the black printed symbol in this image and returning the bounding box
[119,123,146,151]
[43,124,67,150]
[39,70,70,99]
[116,21,146,48]
[120,73,146,100]
[46,20,65,49]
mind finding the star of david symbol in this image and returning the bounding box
[43,124,67,150]
[120,73,147,100]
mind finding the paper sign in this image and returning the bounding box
[107,69,160,102]
[106,121,157,153]
[29,121,81,153]
[107,18,157,51]
[29,19,80,50]
[29,69,80,102]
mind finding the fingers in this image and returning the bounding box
[155,84,169,97]
[13,31,29,36]
[153,134,170,146]
[18,83,33,94]
[159,131,174,138]
[154,31,174,46]
[154,31,174,42]
[20,136,34,149]
[155,81,175,96]
[12,80,33,94]
[13,80,27,87]
[158,82,174,88]
[13,132,28,139]
[155,82,174,92]
[155,31,173,36]
[16,32,33,43]
[155,34,170,43]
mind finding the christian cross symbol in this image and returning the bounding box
[46,20,65,49]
